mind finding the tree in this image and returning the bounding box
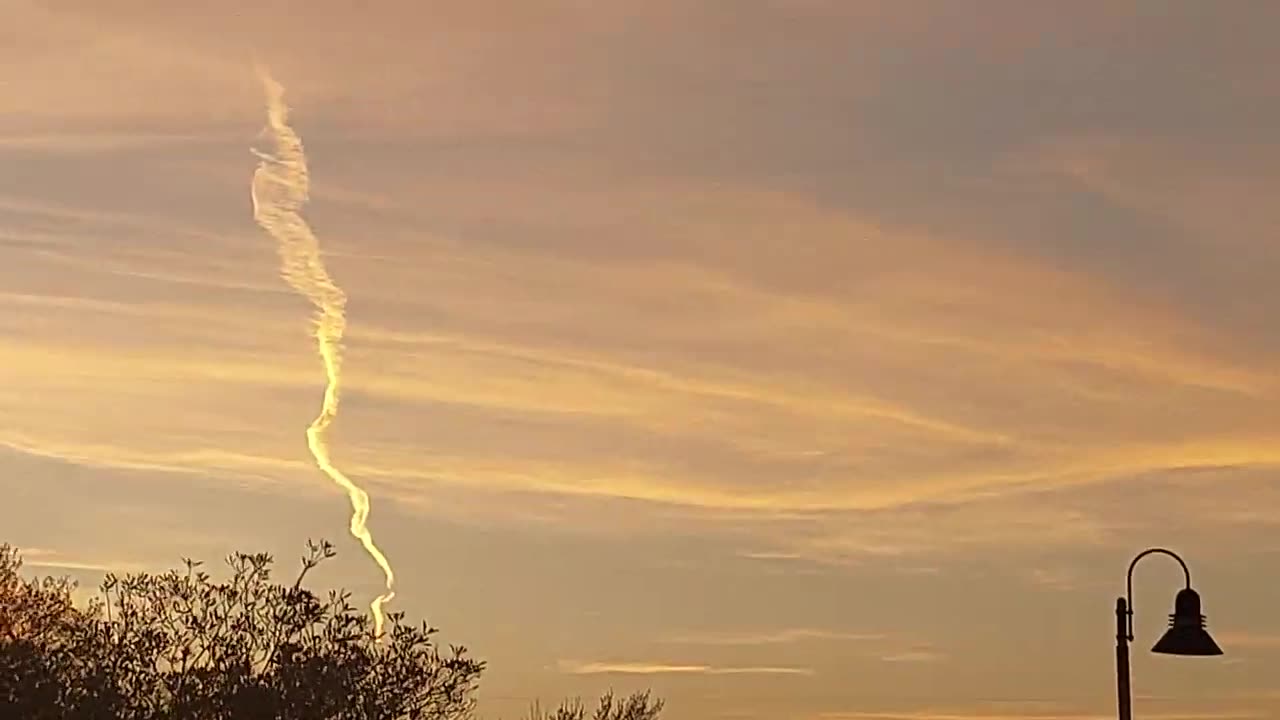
[2,541,483,719]
[1,542,664,720]
[523,691,664,720]
[0,543,109,716]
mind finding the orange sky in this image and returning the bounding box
[3,2,1279,718]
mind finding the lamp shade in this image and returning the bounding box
[1151,588,1223,656]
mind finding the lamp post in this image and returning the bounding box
[1116,548,1223,720]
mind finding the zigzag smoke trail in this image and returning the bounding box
[250,70,396,637]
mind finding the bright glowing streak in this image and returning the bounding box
[249,67,397,637]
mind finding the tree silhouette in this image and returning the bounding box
[2,541,483,719]
[522,691,664,720]
[2,543,663,720]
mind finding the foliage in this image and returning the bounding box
[1,542,663,720]
[523,691,664,720]
[1,541,483,719]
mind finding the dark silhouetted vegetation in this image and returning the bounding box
[1,541,662,720]
[521,692,664,720]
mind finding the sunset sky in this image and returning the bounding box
[4,2,1280,718]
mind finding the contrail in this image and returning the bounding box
[249,68,396,637]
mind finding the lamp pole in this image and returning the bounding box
[1115,596,1131,720]
[1115,548,1222,720]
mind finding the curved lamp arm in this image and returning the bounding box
[1125,548,1192,641]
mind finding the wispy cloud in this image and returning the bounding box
[819,712,1108,720]
[557,660,813,676]
[808,707,1259,712]
[0,130,239,153]
[880,647,946,664]
[8,172,1280,536]
[17,548,143,574]
[1214,631,1280,650]
[661,628,885,645]
[736,550,807,561]
[1026,567,1089,592]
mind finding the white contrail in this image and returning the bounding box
[250,68,396,638]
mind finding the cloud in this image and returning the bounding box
[0,436,313,492]
[10,118,1280,539]
[16,548,143,574]
[3,0,1279,600]
[736,550,807,562]
[819,714,1111,720]
[9,258,1280,522]
[816,713,1262,720]
[1026,568,1086,592]
[1213,632,1280,650]
[0,130,240,153]
[728,465,1280,566]
[880,647,946,664]
[557,660,813,676]
[661,628,885,645]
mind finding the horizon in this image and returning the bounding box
[3,2,1279,718]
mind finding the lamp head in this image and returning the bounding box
[1151,588,1223,656]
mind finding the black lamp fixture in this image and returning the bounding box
[1115,548,1223,720]
[1150,586,1223,656]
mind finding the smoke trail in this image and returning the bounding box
[250,68,396,637]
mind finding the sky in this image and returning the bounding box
[3,1,1279,718]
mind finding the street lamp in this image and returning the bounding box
[1115,548,1223,720]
